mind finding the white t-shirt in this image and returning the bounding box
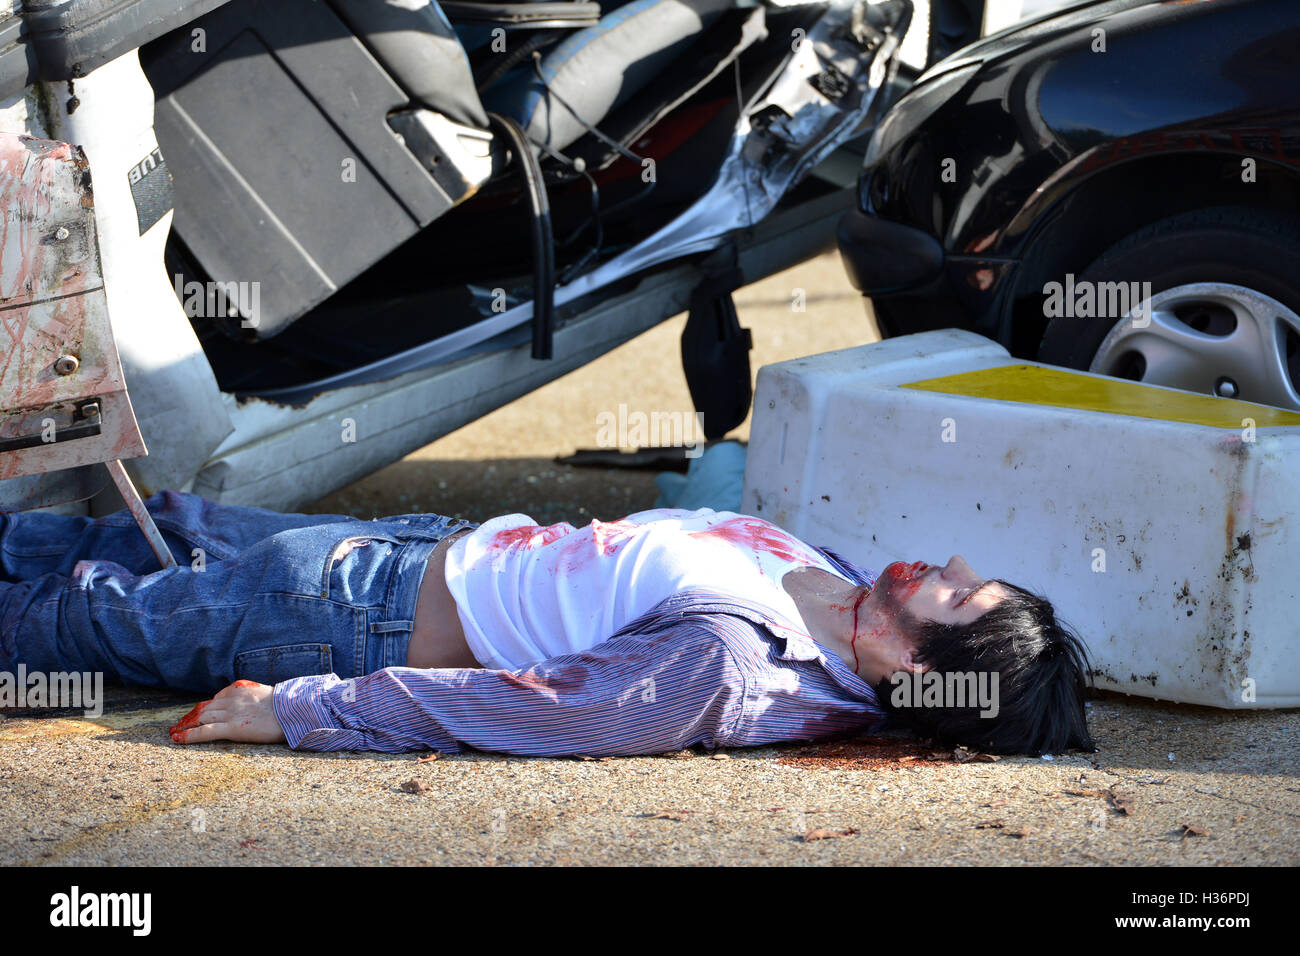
[443,507,848,670]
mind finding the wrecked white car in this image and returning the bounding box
[0,0,910,519]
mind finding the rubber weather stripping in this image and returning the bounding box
[487,111,556,360]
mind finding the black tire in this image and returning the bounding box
[1036,207,1300,384]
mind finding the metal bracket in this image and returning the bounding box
[103,459,177,571]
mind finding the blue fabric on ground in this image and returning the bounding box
[652,440,747,513]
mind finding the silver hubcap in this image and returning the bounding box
[1089,282,1300,411]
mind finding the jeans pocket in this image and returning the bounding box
[234,642,333,684]
[320,534,403,598]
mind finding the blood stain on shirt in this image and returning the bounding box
[546,663,591,693]
[688,516,818,570]
[489,522,574,551]
[499,662,592,698]
[555,518,639,573]
[498,670,554,699]
[589,519,637,556]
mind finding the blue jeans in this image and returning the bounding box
[0,490,476,694]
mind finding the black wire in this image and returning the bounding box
[526,50,657,255]
[530,52,646,165]
[487,112,555,360]
[531,142,601,284]
[590,174,657,220]
[535,140,602,250]
[477,32,558,94]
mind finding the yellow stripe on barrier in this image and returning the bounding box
[901,364,1300,429]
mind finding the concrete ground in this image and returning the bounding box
[2,251,1297,865]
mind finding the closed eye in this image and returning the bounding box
[956,583,988,607]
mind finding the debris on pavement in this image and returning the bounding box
[953,746,1000,763]
[802,828,858,842]
[646,810,695,822]
[1063,787,1137,816]
[778,735,967,771]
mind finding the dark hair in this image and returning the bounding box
[872,581,1095,756]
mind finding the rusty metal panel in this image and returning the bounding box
[0,132,146,497]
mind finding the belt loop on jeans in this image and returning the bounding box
[363,524,470,674]
[377,517,477,626]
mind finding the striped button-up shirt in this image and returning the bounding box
[272,547,885,755]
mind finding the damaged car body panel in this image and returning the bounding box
[0,0,912,512]
[0,132,147,509]
[237,0,909,403]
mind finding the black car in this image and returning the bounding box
[839,0,1300,411]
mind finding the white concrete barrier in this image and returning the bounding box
[743,329,1300,708]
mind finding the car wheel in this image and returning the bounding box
[1035,207,1300,411]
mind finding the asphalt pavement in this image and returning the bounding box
[2,251,1296,865]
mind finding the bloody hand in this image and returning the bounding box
[169,679,287,745]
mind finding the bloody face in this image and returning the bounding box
[871,557,1006,628]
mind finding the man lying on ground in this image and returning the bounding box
[0,490,1094,756]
